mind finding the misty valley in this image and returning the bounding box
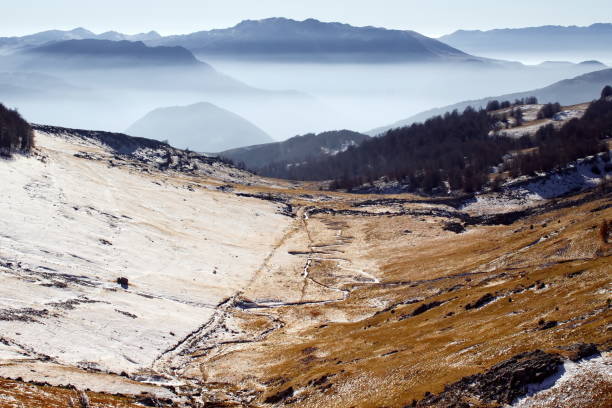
[0,9,611,408]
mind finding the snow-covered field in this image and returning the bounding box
[0,131,292,384]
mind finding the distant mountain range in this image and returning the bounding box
[0,19,500,64]
[537,60,607,69]
[6,21,612,64]
[126,102,273,152]
[0,27,161,55]
[0,38,342,139]
[2,39,242,90]
[368,68,612,135]
[146,18,489,63]
[439,23,612,62]
[219,130,369,171]
[2,20,610,140]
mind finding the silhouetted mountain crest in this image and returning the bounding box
[146,17,484,63]
[25,39,201,68]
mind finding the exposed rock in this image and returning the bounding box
[264,386,294,404]
[538,320,558,330]
[415,350,563,406]
[116,277,129,289]
[135,396,157,407]
[443,222,466,234]
[465,293,496,310]
[400,301,444,320]
[0,307,50,323]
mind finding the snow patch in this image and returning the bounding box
[511,353,611,408]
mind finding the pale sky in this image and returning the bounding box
[2,0,611,38]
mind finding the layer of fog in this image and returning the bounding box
[206,58,606,133]
[0,55,606,150]
[454,51,612,66]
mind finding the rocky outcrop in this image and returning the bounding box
[411,345,600,407]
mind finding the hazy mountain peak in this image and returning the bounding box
[70,27,95,36]
[439,23,612,62]
[126,101,273,152]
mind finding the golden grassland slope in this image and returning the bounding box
[0,128,610,407]
[171,190,611,407]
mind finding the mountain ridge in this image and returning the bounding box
[148,17,475,62]
[439,23,612,62]
[23,39,202,68]
[0,19,500,64]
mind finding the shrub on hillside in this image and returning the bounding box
[0,103,34,156]
[537,103,562,119]
[486,100,501,112]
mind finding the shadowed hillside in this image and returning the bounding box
[219,129,369,170]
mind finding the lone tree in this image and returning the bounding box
[601,85,612,100]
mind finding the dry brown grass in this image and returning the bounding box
[3,179,609,407]
[182,192,611,407]
[0,378,141,408]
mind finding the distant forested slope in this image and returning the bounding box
[266,92,612,193]
[220,130,369,171]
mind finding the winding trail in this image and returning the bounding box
[148,205,382,402]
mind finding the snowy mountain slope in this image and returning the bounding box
[0,128,292,386]
[1,123,610,407]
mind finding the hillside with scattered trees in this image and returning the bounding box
[0,103,34,156]
[222,130,369,173]
[508,96,612,177]
[264,89,611,193]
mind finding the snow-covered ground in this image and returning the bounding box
[0,131,292,381]
[463,153,610,214]
[512,352,611,408]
